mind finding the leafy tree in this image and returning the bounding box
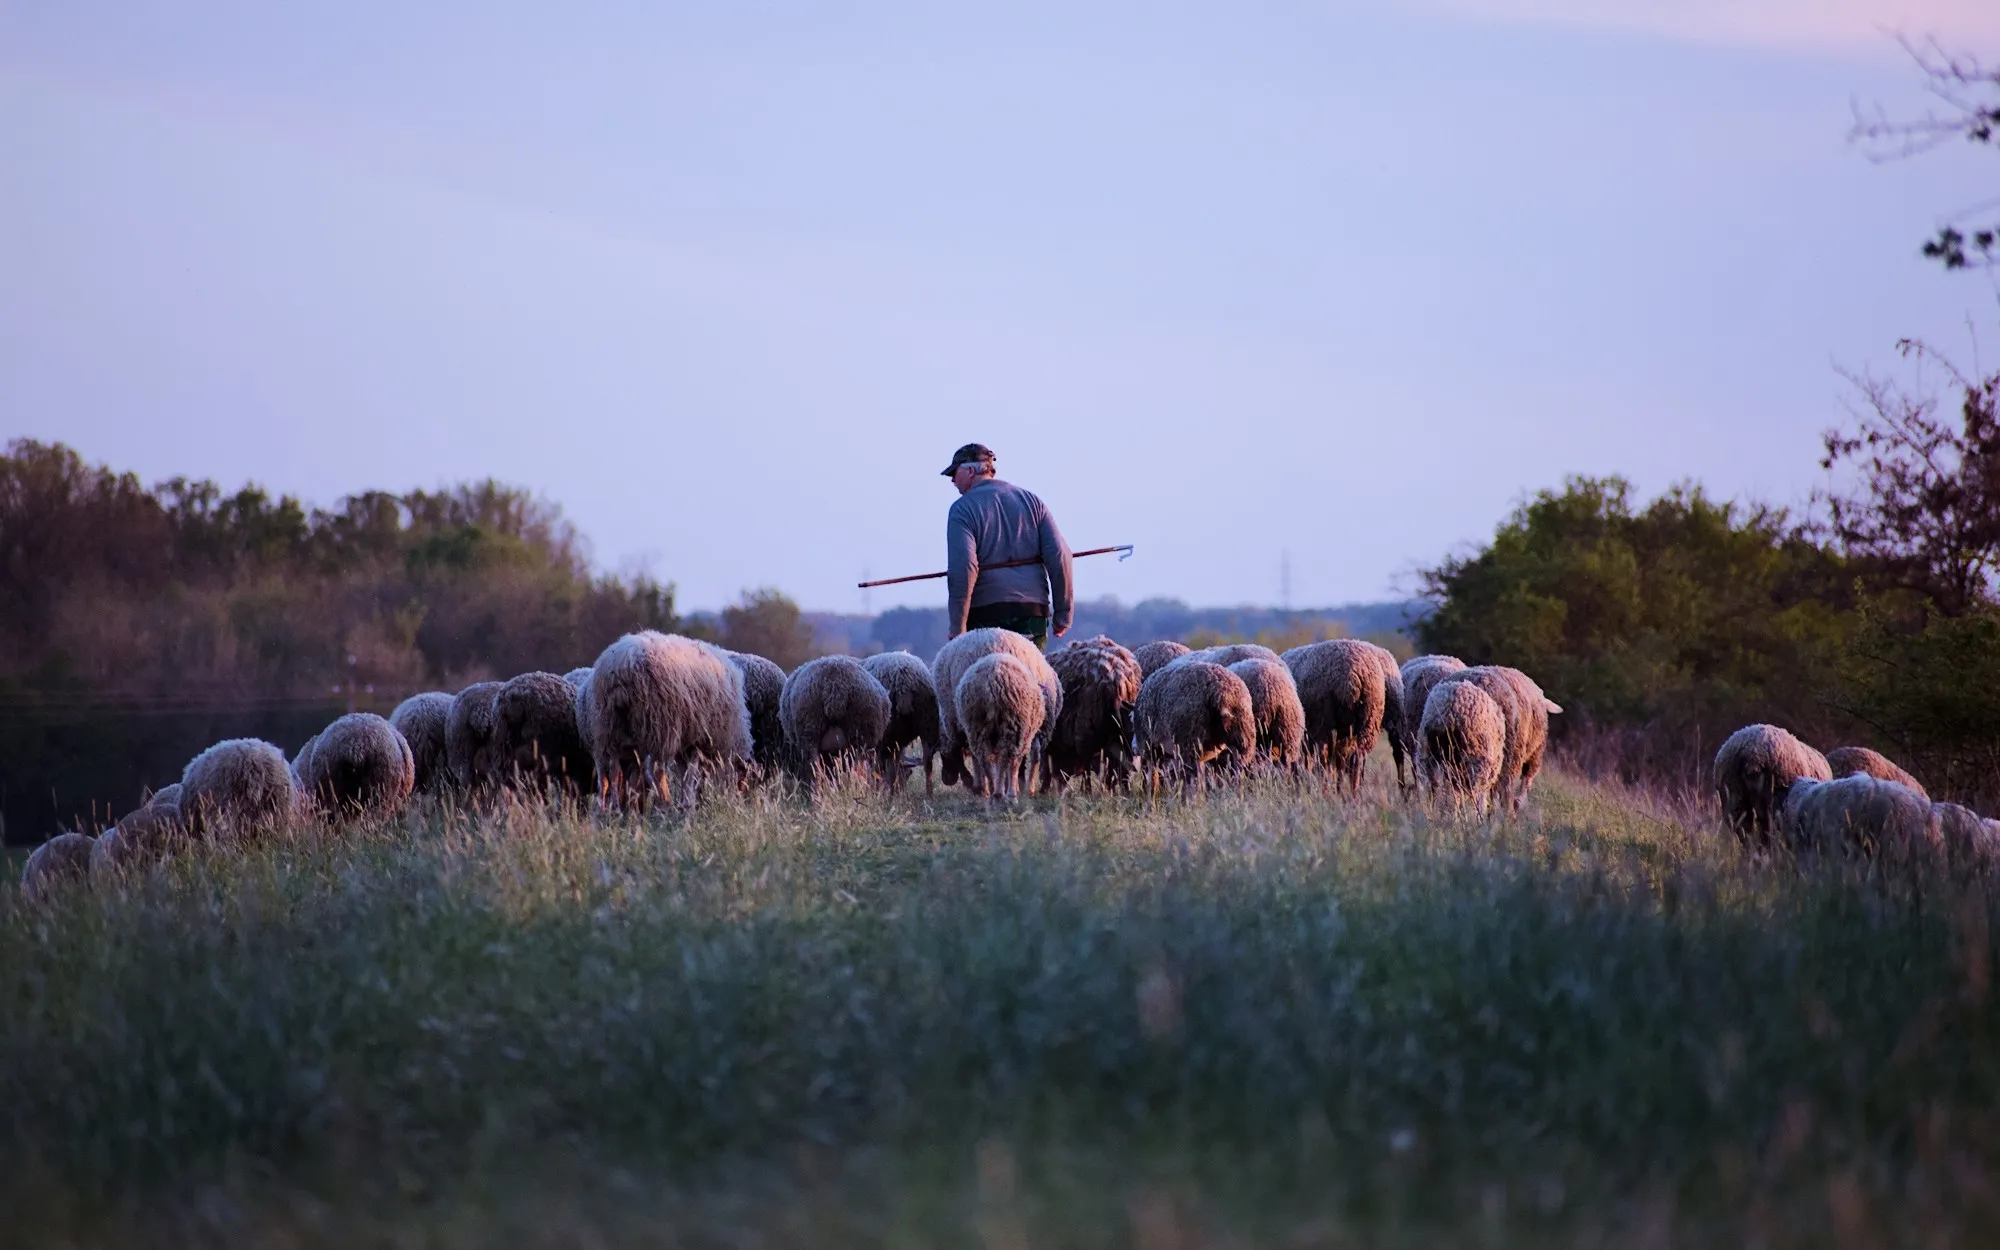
[719,588,821,670]
[1832,598,2000,800]
[1822,341,2000,616]
[1417,477,1855,778]
[1852,42,2000,271]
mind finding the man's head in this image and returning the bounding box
[942,443,997,495]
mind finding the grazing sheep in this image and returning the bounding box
[1046,636,1144,789]
[179,738,297,843]
[301,713,416,817]
[389,692,455,793]
[446,681,507,792]
[932,629,1062,789]
[563,667,593,691]
[1780,775,1940,862]
[863,650,941,795]
[1132,640,1192,682]
[1281,640,1387,794]
[1355,642,1412,791]
[1714,724,1832,846]
[585,631,753,808]
[1418,679,1507,813]
[1932,801,1998,864]
[1826,746,1928,800]
[1227,657,1306,771]
[20,833,94,901]
[495,671,594,791]
[291,732,319,789]
[1187,643,1282,668]
[1425,665,1561,812]
[93,801,190,876]
[1133,659,1257,792]
[726,651,788,777]
[145,782,184,810]
[955,653,1046,801]
[779,655,892,785]
[1399,656,1467,767]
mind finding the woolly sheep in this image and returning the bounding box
[291,732,319,789]
[20,833,94,901]
[1714,724,1832,846]
[1428,666,1561,812]
[446,681,507,792]
[389,692,455,794]
[1399,655,1466,764]
[1133,659,1256,791]
[932,629,1062,790]
[145,782,184,810]
[1780,775,1939,863]
[1227,657,1306,771]
[1281,640,1387,794]
[1046,636,1144,789]
[92,800,190,876]
[1932,801,1998,864]
[862,650,941,795]
[1132,640,1192,682]
[585,631,753,808]
[726,651,788,778]
[1357,641,1412,791]
[495,671,594,791]
[1826,746,1928,801]
[1418,679,1507,814]
[779,655,892,784]
[300,713,415,817]
[1186,643,1282,668]
[955,653,1046,801]
[180,738,297,844]
[563,667,593,691]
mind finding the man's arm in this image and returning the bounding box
[946,504,979,638]
[1038,502,1074,637]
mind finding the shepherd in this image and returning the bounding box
[942,442,1073,648]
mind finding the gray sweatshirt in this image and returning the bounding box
[946,478,1074,636]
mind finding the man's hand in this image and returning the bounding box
[1053,625,1068,639]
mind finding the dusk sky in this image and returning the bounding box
[5,2,1998,614]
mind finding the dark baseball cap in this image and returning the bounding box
[941,443,996,476]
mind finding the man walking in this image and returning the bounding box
[942,443,1073,647]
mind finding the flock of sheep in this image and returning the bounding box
[37,627,1984,895]
[1712,723,2000,863]
[17,631,1570,899]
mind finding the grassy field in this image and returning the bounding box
[4,761,1998,1247]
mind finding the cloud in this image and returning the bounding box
[1402,0,2000,52]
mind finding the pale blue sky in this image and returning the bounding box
[4,2,1996,612]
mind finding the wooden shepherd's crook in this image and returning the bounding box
[857,545,1135,589]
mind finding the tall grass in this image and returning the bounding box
[4,765,1997,1246]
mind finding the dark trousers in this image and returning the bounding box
[965,602,1050,649]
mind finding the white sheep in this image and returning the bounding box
[1715,724,1832,846]
[389,692,455,793]
[932,629,1062,790]
[725,651,789,778]
[1280,640,1387,794]
[1227,657,1306,772]
[862,650,941,795]
[300,712,415,818]
[584,631,753,808]
[446,681,507,792]
[179,738,298,844]
[1418,678,1506,814]
[1780,775,1940,863]
[20,832,94,901]
[1132,640,1193,682]
[1825,746,1928,800]
[495,671,594,792]
[779,655,892,786]
[1133,660,1256,793]
[955,653,1046,801]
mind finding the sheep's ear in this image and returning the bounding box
[1544,700,1564,714]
